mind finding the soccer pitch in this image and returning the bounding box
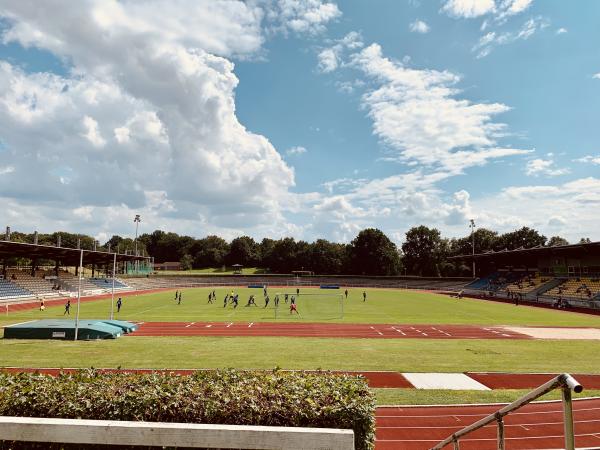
[3,287,600,326]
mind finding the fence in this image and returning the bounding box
[0,416,355,449]
[430,373,582,450]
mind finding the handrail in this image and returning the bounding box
[430,373,582,450]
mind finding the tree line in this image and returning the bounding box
[5,227,590,277]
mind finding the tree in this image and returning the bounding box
[401,226,446,276]
[192,236,229,268]
[579,237,592,244]
[450,228,499,256]
[226,236,259,267]
[496,227,546,250]
[264,238,298,273]
[348,228,401,276]
[180,254,193,270]
[309,239,348,274]
[547,236,569,247]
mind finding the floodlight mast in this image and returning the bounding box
[469,219,476,278]
[134,214,141,274]
[74,249,83,341]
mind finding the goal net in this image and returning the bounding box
[273,292,344,320]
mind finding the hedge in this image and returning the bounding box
[0,369,375,450]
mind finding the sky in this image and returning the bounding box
[0,0,599,245]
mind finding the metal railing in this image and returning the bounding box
[430,373,583,450]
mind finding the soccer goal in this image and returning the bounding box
[273,292,344,320]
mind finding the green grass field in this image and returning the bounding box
[3,287,600,326]
[2,287,599,406]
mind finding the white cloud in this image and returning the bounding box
[473,16,548,58]
[525,158,569,177]
[409,20,430,34]
[442,0,533,21]
[0,0,316,239]
[265,0,342,36]
[0,165,15,175]
[348,43,531,174]
[593,73,600,80]
[471,177,600,242]
[317,48,338,72]
[442,0,496,18]
[316,31,363,73]
[81,115,106,148]
[286,146,307,155]
[556,27,567,35]
[499,0,533,18]
[574,155,600,165]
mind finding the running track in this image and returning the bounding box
[376,398,600,449]
[132,321,531,339]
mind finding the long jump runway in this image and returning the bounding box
[376,398,600,449]
[132,322,532,339]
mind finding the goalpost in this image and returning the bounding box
[273,291,344,320]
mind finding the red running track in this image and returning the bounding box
[132,321,532,339]
[376,398,600,449]
[469,372,600,390]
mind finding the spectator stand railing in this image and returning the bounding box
[430,373,582,450]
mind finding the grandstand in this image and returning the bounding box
[0,238,145,304]
[0,278,33,300]
[452,240,600,309]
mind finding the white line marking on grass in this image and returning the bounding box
[185,322,195,328]
[226,322,233,328]
[248,322,254,328]
[370,326,383,336]
[391,327,405,336]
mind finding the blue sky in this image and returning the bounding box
[0,0,599,244]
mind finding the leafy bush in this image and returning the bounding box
[0,369,375,450]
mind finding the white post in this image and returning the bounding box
[74,249,83,341]
[110,252,116,320]
[562,387,575,450]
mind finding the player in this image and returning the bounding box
[232,294,239,308]
[223,293,229,308]
[296,288,300,296]
[246,295,257,307]
[63,299,71,315]
[178,292,182,305]
[344,289,348,299]
[362,291,367,302]
[264,295,270,308]
[290,295,296,305]
[263,285,267,296]
[174,290,179,300]
[39,299,45,311]
[290,302,298,314]
[274,294,280,307]
[116,297,122,312]
[284,293,289,303]
[207,292,213,304]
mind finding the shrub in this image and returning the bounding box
[0,369,375,450]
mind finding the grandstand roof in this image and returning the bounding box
[0,240,149,266]
[450,241,600,261]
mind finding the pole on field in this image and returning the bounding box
[74,249,83,341]
[110,252,116,320]
[469,219,476,278]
